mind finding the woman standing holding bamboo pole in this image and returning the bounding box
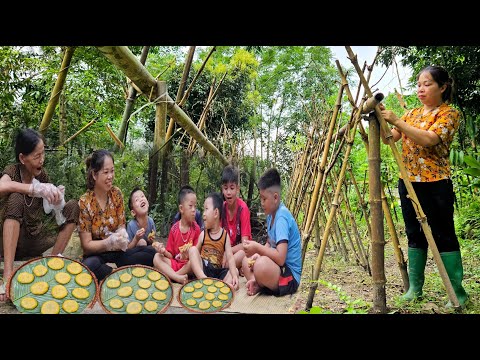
[380,65,468,307]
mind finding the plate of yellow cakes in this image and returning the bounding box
[178,277,234,313]
[99,265,173,314]
[8,255,98,314]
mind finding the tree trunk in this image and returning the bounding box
[39,46,75,134]
[115,46,150,152]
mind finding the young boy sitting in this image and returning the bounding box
[126,187,156,248]
[220,165,252,271]
[153,185,200,284]
[241,168,302,296]
[188,192,239,290]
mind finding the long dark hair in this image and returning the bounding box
[85,149,114,190]
[15,128,44,162]
[418,65,454,103]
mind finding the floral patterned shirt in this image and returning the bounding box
[399,103,459,182]
[78,186,126,240]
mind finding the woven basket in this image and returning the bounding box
[98,264,173,314]
[177,277,235,314]
[8,255,99,314]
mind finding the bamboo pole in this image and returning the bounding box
[345,46,459,308]
[105,124,125,150]
[338,57,408,290]
[39,46,75,135]
[305,103,363,310]
[366,110,387,313]
[147,81,167,204]
[165,46,196,143]
[301,84,344,257]
[324,186,349,262]
[115,46,150,152]
[341,176,371,274]
[178,46,216,107]
[60,119,96,147]
[329,170,367,270]
[96,46,228,166]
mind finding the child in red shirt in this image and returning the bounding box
[221,165,252,270]
[153,185,200,284]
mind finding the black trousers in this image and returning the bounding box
[398,178,459,252]
[83,246,157,281]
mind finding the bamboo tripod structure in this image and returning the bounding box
[344,46,459,308]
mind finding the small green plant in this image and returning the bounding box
[298,279,371,314]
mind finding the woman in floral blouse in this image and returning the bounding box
[380,65,468,307]
[79,149,155,281]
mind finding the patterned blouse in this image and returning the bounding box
[399,103,460,182]
[78,186,126,240]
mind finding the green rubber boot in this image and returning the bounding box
[440,251,469,308]
[401,247,428,301]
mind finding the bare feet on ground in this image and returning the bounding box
[246,279,261,296]
[172,273,188,284]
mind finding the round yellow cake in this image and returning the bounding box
[198,300,211,310]
[33,264,48,277]
[117,286,133,297]
[106,279,121,288]
[66,262,83,275]
[186,298,197,306]
[51,285,68,299]
[120,273,132,283]
[194,282,203,289]
[135,289,149,301]
[72,287,90,299]
[126,302,142,314]
[152,291,167,301]
[31,281,49,295]
[75,273,93,287]
[205,293,215,301]
[137,279,151,289]
[147,271,161,281]
[207,286,217,293]
[17,272,34,284]
[20,297,38,310]
[212,300,222,308]
[109,298,124,309]
[41,300,60,314]
[62,299,79,313]
[202,279,214,286]
[47,257,65,270]
[214,281,225,288]
[155,279,169,291]
[184,286,194,293]
[55,272,71,285]
[220,286,231,294]
[131,267,146,277]
[144,301,158,312]
[218,294,229,301]
[192,291,203,299]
